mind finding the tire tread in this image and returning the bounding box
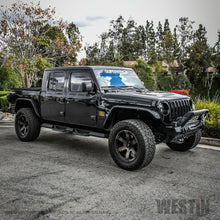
[109,119,156,170]
[15,108,41,142]
[167,130,202,152]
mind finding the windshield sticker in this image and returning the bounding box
[94,69,144,88]
[100,70,125,86]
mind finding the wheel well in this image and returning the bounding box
[105,108,160,131]
[15,100,40,117]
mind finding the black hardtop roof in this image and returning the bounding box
[45,66,132,71]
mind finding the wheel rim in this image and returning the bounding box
[115,130,139,162]
[17,114,29,136]
[175,138,185,144]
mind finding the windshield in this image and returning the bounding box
[94,68,145,90]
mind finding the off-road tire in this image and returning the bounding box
[166,130,202,152]
[109,119,156,171]
[15,108,41,142]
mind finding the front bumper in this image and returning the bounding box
[165,109,209,142]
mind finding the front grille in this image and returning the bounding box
[168,99,191,120]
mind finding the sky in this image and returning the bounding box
[1,0,220,60]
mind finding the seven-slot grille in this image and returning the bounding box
[168,99,191,120]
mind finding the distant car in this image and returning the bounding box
[7,66,209,170]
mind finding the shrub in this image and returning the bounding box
[0,91,9,97]
[158,76,174,91]
[173,74,192,90]
[0,95,9,112]
[157,73,192,92]
[133,62,156,90]
[195,99,220,139]
[0,67,22,90]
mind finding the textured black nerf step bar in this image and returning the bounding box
[41,123,107,138]
[176,109,209,127]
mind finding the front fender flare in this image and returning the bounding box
[104,105,160,128]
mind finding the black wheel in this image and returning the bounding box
[166,130,202,152]
[15,108,41,142]
[109,119,156,171]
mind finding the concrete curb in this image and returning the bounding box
[0,121,14,126]
[200,137,220,147]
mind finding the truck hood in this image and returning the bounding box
[102,90,190,106]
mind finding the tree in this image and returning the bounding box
[156,21,163,60]
[110,17,144,60]
[38,22,81,66]
[145,20,157,64]
[85,16,147,64]
[172,28,181,61]
[161,19,174,63]
[85,43,101,65]
[133,59,156,90]
[0,64,22,90]
[212,31,220,74]
[84,16,218,98]
[186,24,211,85]
[176,17,195,62]
[164,19,171,33]
[0,1,81,87]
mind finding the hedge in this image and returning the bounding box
[0,95,9,112]
[195,99,220,139]
[0,91,9,97]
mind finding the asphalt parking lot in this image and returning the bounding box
[0,126,219,220]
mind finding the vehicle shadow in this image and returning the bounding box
[34,129,199,178]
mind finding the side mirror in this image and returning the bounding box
[81,82,94,92]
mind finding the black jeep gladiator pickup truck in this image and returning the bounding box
[7,66,209,170]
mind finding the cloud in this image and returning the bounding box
[74,21,90,27]
[75,16,108,28]
[86,16,108,21]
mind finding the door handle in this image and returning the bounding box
[66,98,73,101]
[66,98,73,104]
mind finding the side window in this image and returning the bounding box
[48,72,65,92]
[70,72,91,92]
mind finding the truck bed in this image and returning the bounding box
[7,88,41,107]
[11,87,41,91]
[10,87,41,96]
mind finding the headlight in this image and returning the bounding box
[157,101,170,116]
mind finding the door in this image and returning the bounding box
[65,70,97,127]
[41,71,66,122]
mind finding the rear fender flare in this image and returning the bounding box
[15,98,40,118]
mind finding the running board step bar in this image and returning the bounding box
[41,123,107,138]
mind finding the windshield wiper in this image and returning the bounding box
[101,86,121,91]
[101,86,120,89]
[119,86,146,91]
[101,85,146,92]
